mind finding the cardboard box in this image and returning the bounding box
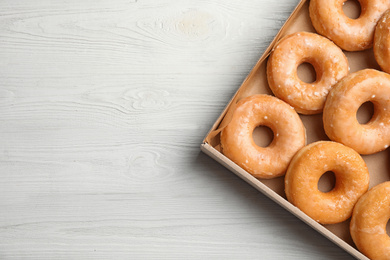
[201,1,388,259]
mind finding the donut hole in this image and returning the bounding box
[253,125,274,148]
[387,219,390,237]
[318,171,336,193]
[357,101,374,124]
[297,62,317,84]
[342,0,361,20]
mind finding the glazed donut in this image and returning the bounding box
[309,0,390,51]
[267,32,349,115]
[350,182,390,260]
[374,9,390,73]
[220,94,306,179]
[323,69,390,155]
[285,141,369,224]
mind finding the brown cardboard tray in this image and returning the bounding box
[200,0,390,259]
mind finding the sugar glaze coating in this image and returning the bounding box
[220,94,306,179]
[285,141,369,224]
[309,0,390,51]
[323,69,390,154]
[374,9,390,73]
[267,32,349,115]
[351,182,390,260]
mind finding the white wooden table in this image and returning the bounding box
[0,0,355,259]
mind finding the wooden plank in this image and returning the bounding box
[0,0,355,259]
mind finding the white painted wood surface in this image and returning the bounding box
[0,0,355,259]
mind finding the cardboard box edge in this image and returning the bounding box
[200,143,369,260]
[200,0,371,258]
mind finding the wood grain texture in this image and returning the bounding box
[0,0,355,259]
